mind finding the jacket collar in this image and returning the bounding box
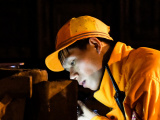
[108,41,133,65]
[94,41,133,107]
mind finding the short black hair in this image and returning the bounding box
[67,38,89,50]
[58,37,114,65]
[67,37,114,50]
[58,38,89,65]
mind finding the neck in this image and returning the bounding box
[102,41,116,67]
[95,41,116,91]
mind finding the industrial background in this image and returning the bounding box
[0,0,160,80]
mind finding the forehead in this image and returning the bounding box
[60,47,85,63]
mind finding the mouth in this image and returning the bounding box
[81,80,86,87]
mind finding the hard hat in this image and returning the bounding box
[45,15,113,72]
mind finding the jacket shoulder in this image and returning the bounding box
[125,47,160,79]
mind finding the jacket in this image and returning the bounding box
[91,42,160,120]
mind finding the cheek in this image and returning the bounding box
[78,59,98,76]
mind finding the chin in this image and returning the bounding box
[90,86,98,91]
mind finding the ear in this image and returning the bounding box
[89,37,102,54]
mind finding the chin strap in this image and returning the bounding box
[105,64,126,119]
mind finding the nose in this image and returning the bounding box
[70,72,79,80]
[70,69,79,80]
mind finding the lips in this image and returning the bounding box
[79,80,86,87]
[82,80,86,87]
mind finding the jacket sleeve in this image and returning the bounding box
[123,75,160,120]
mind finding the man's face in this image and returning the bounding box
[62,43,104,91]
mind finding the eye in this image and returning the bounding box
[71,60,75,66]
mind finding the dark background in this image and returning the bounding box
[0,0,160,81]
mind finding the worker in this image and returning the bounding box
[45,15,160,120]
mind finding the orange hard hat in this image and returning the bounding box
[45,15,113,72]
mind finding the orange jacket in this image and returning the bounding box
[92,42,160,120]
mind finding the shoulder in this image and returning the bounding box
[125,47,160,79]
[127,47,160,65]
[124,47,160,95]
[130,47,160,65]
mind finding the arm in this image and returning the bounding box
[124,76,160,120]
